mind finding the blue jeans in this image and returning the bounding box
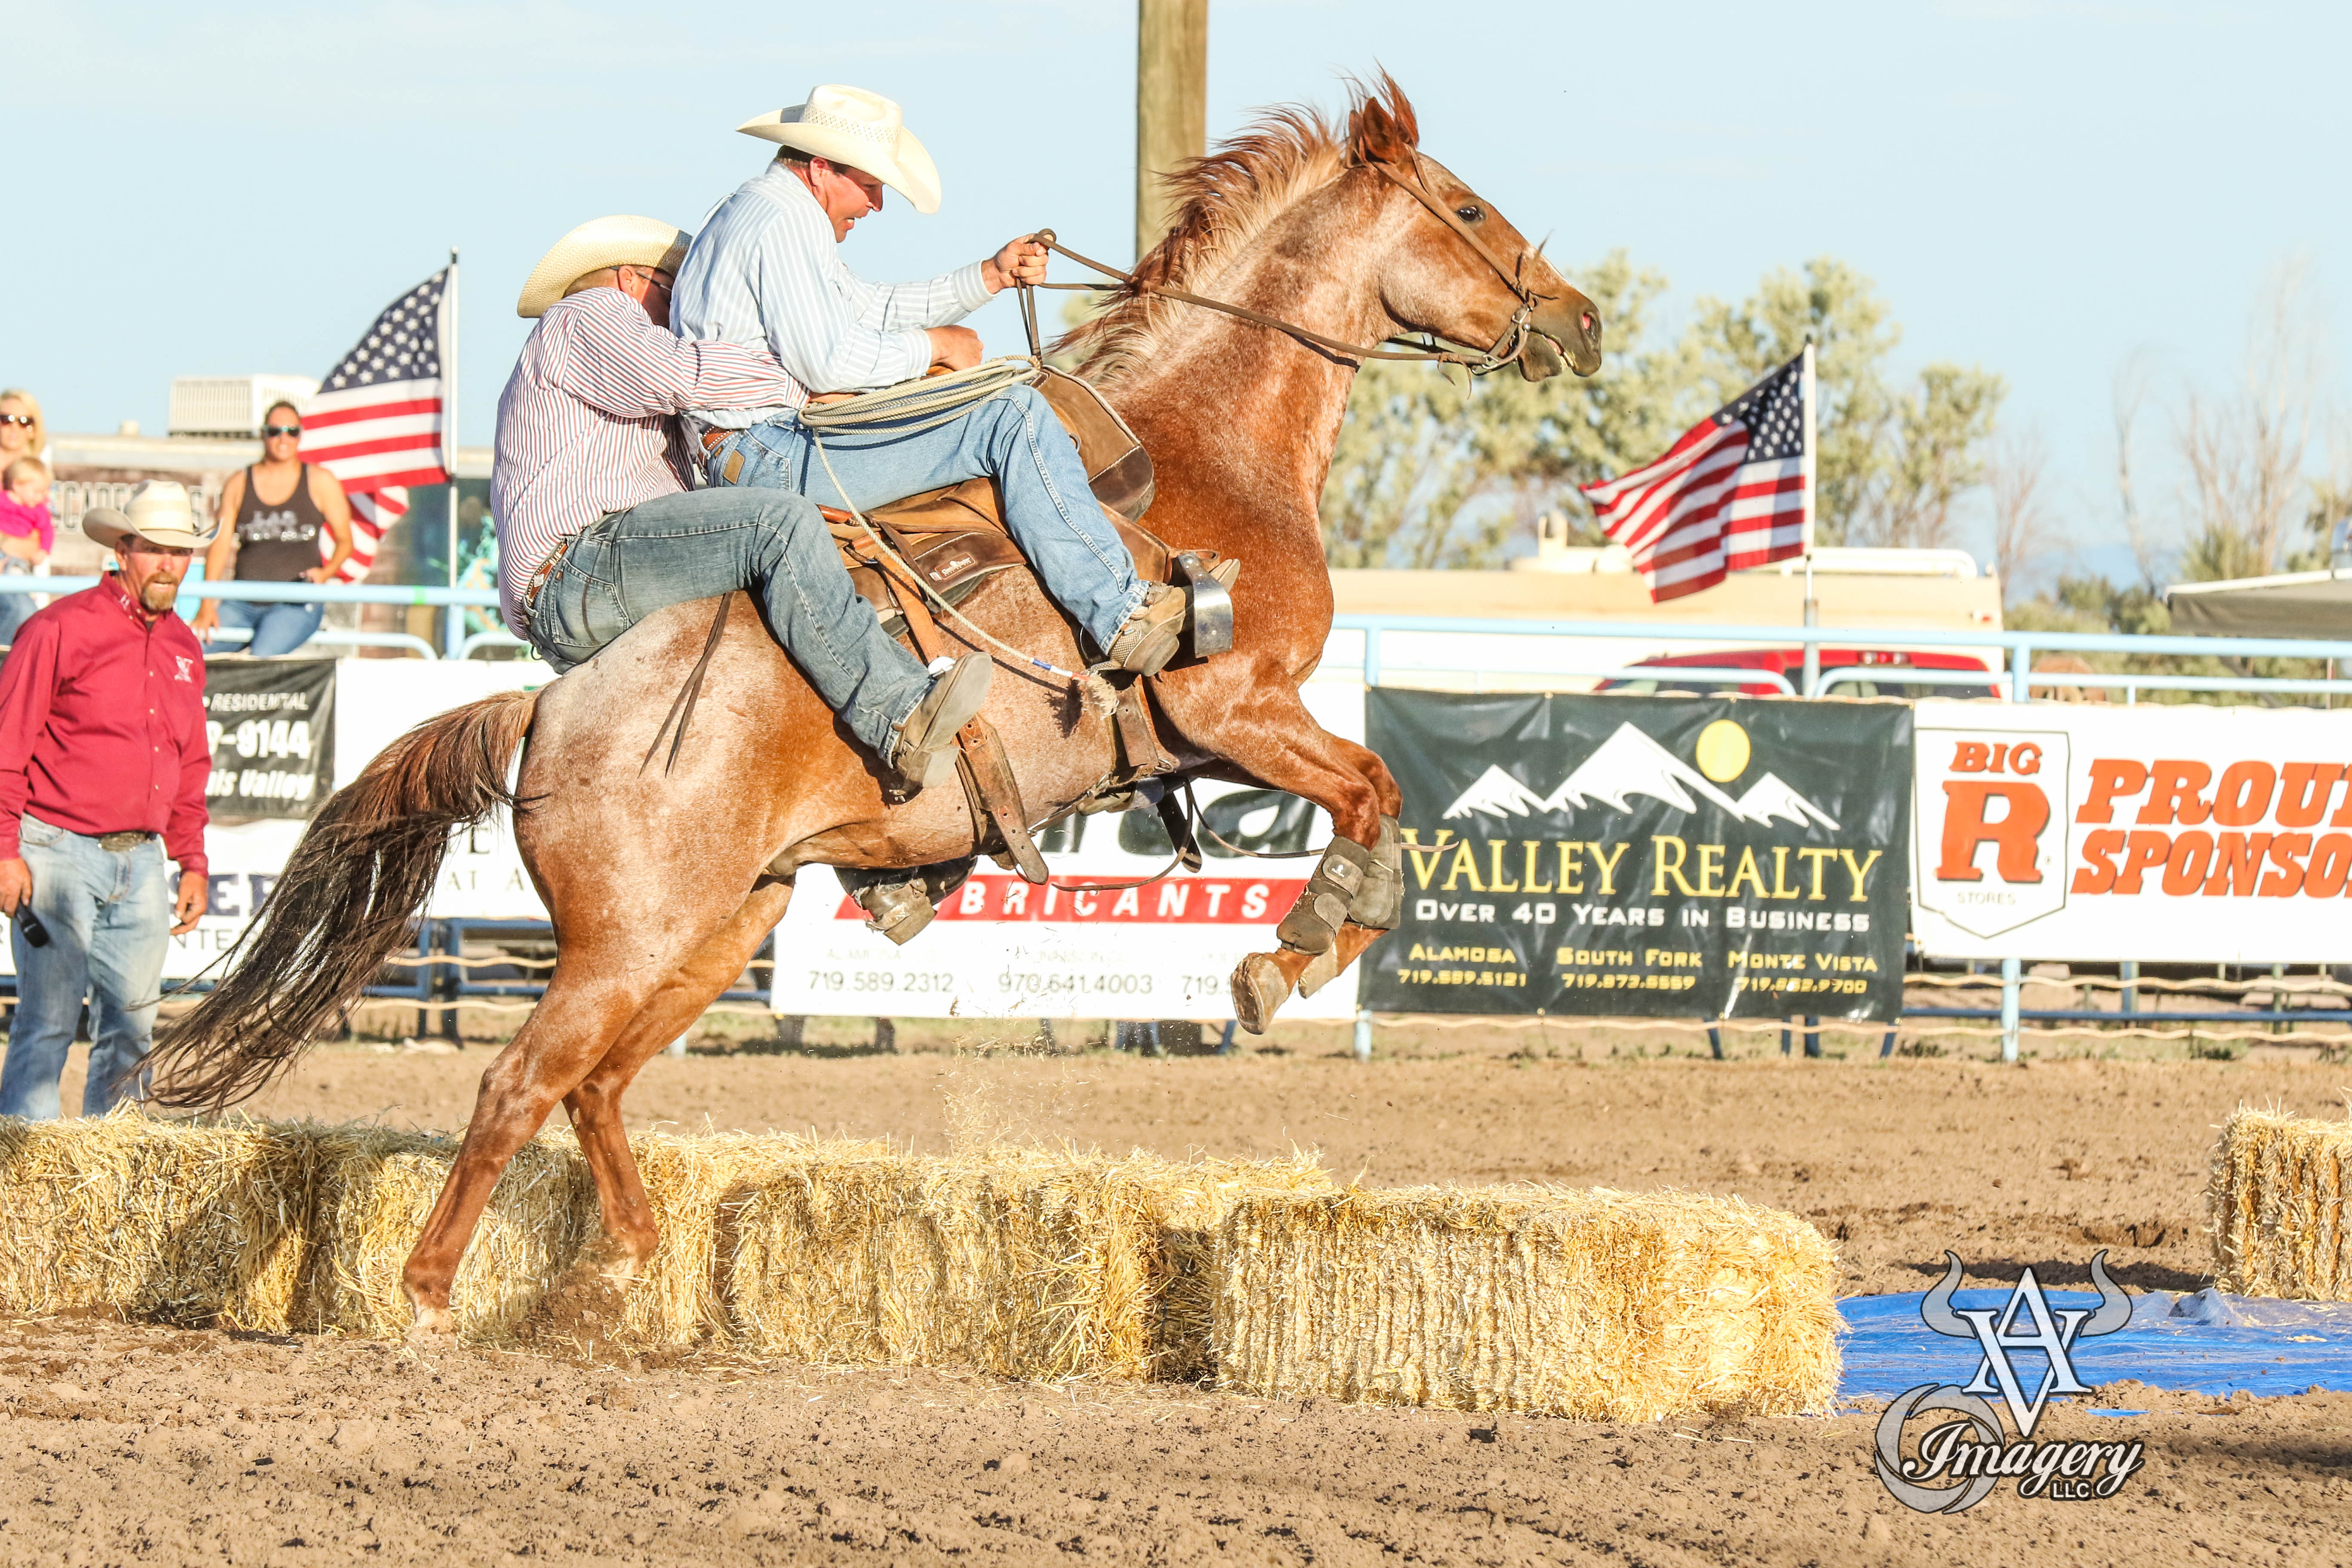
[0,815,173,1120]
[205,597,325,657]
[0,566,33,646]
[707,384,1147,650]
[524,485,934,760]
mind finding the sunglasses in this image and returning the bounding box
[0,413,32,429]
[261,424,302,438]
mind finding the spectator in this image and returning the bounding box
[190,401,353,656]
[0,483,211,1119]
[0,456,52,645]
[0,389,46,471]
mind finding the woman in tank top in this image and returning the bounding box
[192,401,354,656]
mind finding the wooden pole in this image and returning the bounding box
[1135,0,1207,262]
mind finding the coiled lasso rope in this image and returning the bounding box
[797,355,1040,435]
[796,358,1099,686]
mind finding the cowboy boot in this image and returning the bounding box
[889,652,993,790]
[1102,560,1240,676]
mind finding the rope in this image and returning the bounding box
[802,423,1091,685]
[797,357,1041,436]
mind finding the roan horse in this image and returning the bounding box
[147,77,1602,1333]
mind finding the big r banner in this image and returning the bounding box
[767,686,1366,1022]
[1363,691,1912,1021]
[1910,699,2352,962]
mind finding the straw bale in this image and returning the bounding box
[0,1112,313,1330]
[718,1145,1163,1378]
[2209,1107,2352,1299]
[297,1126,596,1341]
[1142,1154,1332,1382]
[1213,1185,1841,1421]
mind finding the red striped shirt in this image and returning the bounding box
[490,288,806,636]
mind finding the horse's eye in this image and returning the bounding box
[1456,204,1484,222]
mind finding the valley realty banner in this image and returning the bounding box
[1910,699,2352,962]
[1364,691,1911,1021]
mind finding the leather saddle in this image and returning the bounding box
[822,368,1210,641]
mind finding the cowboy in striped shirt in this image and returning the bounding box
[672,84,1210,678]
[490,215,991,792]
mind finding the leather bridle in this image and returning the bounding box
[1027,153,1556,377]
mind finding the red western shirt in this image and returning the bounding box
[0,576,209,877]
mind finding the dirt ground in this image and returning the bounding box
[9,1036,2352,1564]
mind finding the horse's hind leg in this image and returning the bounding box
[559,880,794,1283]
[1160,683,1402,1033]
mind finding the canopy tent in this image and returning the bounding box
[2165,568,2352,638]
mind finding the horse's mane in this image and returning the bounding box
[1060,75,1418,389]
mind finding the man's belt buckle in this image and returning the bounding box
[98,831,154,853]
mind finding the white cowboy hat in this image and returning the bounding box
[81,481,216,552]
[515,215,691,319]
[737,85,942,215]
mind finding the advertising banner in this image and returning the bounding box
[201,658,337,820]
[1362,691,1911,1021]
[768,686,1366,1022]
[1909,700,2352,962]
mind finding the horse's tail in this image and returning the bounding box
[147,688,540,1112]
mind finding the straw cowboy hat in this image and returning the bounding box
[80,481,216,552]
[515,215,691,319]
[737,84,942,215]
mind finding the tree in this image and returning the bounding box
[1317,252,2007,567]
[1318,250,1707,567]
[1987,427,2055,602]
[2170,260,2325,581]
[1694,259,2004,550]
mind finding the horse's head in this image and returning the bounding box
[1347,82,1602,381]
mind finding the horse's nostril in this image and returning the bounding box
[1581,312,1598,341]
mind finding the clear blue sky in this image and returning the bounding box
[9,1,2343,581]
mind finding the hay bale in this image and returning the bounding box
[1213,1186,1841,1421]
[718,1145,1163,1378]
[2210,1107,2352,1299]
[0,1112,312,1330]
[709,1144,1317,1379]
[1142,1155,1332,1383]
[297,1126,595,1341]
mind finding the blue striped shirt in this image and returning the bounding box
[673,162,993,428]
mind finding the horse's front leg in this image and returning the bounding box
[1161,683,1404,1033]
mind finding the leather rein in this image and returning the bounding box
[1028,154,1552,377]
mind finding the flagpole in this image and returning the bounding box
[1799,338,1818,698]
[444,248,460,657]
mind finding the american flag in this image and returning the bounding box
[299,268,452,582]
[1578,350,1810,601]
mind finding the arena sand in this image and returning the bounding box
[6,1040,2348,1562]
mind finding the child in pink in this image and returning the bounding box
[0,457,53,643]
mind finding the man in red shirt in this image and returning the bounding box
[0,483,211,1118]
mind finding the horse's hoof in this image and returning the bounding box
[1231,953,1290,1035]
[406,1304,454,1343]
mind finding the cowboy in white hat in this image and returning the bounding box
[490,213,991,793]
[0,482,214,1119]
[672,83,1202,677]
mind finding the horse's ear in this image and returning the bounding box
[1346,73,1420,167]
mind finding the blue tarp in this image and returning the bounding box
[1838,1288,2352,1405]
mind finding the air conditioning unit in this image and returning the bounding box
[167,375,322,438]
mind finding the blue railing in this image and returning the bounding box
[0,577,499,658]
[1331,614,2352,701]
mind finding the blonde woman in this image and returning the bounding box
[0,391,46,470]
